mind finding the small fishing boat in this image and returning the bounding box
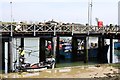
[14,57,55,72]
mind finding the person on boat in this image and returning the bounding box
[47,41,52,51]
[18,46,25,64]
[46,55,55,69]
[46,41,52,57]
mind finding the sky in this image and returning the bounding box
[0,0,119,25]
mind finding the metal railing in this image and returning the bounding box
[0,22,120,36]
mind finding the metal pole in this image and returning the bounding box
[88,0,90,25]
[10,2,13,36]
[90,0,93,27]
[88,0,93,26]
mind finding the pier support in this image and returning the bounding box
[39,37,46,62]
[72,37,78,62]
[98,37,108,63]
[110,38,113,63]
[21,38,24,49]
[52,37,56,58]
[8,38,13,72]
[98,37,104,63]
[56,37,60,63]
[84,37,88,63]
[0,37,3,73]
[2,38,5,73]
[39,37,54,62]
[1,38,13,73]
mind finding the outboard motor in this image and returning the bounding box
[16,56,31,71]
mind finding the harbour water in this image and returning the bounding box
[12,38,40,65]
